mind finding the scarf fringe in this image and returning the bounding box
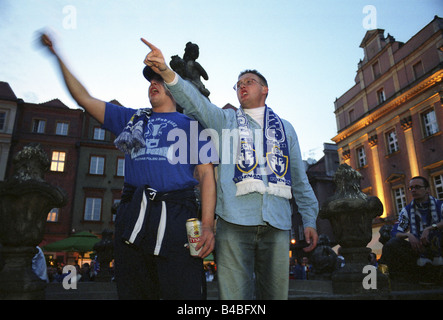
[235,179,267,197]
[267,184,292,199]
[233,106,292,200]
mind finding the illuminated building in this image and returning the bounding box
[332,16,443,252]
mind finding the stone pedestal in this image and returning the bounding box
[332,247,389,294]
[0,144,67,299]
[319,164,389,295]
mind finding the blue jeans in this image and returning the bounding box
[215,218,290,300]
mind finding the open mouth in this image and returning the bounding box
[150,88,160,95]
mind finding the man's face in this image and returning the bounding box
[409,179,429,202]
[148,79,172,108]
[235,73,268,109]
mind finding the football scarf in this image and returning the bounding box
[409,196,439,236]
[114,108,152,154]
[233,106,292,199]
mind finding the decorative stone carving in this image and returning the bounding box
[0,143,67,299]
[170,42,210,97]
[319,164,389,294]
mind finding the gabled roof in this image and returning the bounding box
[359,29,385,48]
[0,81,18,101]
[39,99,70,109]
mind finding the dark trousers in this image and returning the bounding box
[381,234,443,282]
[114,197,205,300]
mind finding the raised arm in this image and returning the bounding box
[141,38,176,83]
[141,38,229,132]
[40,33,106,124]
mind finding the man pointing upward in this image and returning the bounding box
[141,38,319,300]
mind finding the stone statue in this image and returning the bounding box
[170,42,210,97]
[319,164,388,294]
[320,164,383,248]
[0,143,67,299]
[11,142,50,182]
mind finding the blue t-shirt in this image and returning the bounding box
[103,102,217,192]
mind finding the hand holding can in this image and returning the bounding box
[186,218,202,256]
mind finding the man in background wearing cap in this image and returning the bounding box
[40,33,217,300]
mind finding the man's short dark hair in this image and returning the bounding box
[238,69,268,87]
[411,176,430,188]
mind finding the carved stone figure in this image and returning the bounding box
[170,42,210,97]
[319,164,389,294]
[0,143,67,299]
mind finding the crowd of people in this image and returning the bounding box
[39,257,109,283]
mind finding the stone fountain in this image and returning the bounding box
[0,143,67,299]
[319,164,389,295]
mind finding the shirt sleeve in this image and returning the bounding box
[284,120,319,229]
[166,75,230,133]
[102,102,137,136]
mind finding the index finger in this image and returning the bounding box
[140,38,158,51]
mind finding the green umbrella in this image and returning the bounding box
[43,231,100,253]
[204,253,214,262]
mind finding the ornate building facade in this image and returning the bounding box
[332,16,443,225]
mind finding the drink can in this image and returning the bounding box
[186,218,202,256]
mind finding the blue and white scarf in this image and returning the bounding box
[409,196,440,237]
[233,106,292,199]
[114,108,152,154]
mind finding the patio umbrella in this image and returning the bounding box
[43,231,100,253]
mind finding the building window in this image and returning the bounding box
[93,127,105,140]
[386,129,399,154]
[84,197,102,221]
[356,146,367,167]
[372,61,381,79]
[116,158,125,177]
[112,199,121,222]
[51,151,66,172]
[433,174,443,200]
[412,61,424,80]
[0,111,6,131]
[56,122,69,135]
[89,156,105,175]
[421,109,439,137]
[348,109,355,124]
[32,119,46,133]
[377,88,386,104]
[47,208,59,222]
[393,187,407,215]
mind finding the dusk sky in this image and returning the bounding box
[1,0,442,160]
